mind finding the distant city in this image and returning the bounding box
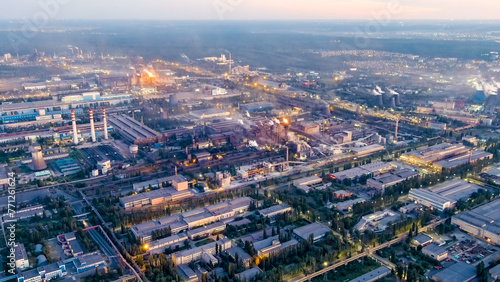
[0,19,499,282]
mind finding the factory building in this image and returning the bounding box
[422,244,448,261]
[452,198,500,244]
[330,161,394,182]
[408,189,455,211]
[401,143,491,170]
[240,102,274,113]
[366,168,419,190]
[293,175,323,193]
[292,222,331,243]
[351,144,385,156]
[259,203,292,222]
[408,180,481,212]
[108,114,163,144]
[0,94,131,123]
[334,198,366,212]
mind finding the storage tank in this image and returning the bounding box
[129,144,139,155]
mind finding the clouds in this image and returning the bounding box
[0,0,499,20]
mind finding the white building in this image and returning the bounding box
[14,244,29,270]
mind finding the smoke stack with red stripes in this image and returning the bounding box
[89,108,96,142]
[102,107,108,140]
[71,110,78,145]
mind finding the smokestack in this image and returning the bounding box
[71,110,78,145]
[175,166,178,176]
[229,53,232,74]
[102,107,108,140]
[391,96,396,108]
[89,108,96,142]
[395,119,399,142]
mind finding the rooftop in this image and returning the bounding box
[434,150,493,168]
[432,262,476,282]
[292,222,331,240]
[259,203,291,217]
[236,267,263,281]
[413,234,433,245]
[453,198,500,236]
[350,266,391,282]
[430,179,481,202]
[423,243,447,255]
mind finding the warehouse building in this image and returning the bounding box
[330,161,394,181]
[351,144,385,156]
[259,203,292,222]
[408,179,480,211]
[429,179,481,202]
[334,198,366,212]
[422,244,448,261]
[108,114,163,144]
[408,189,455,211]
[401,143,471,166]
[240,102,274,113]
[366,168,419,190]
[292,222,331,242]
[452,198,500,245]
[432,262,476,282]
[401,142,492,170]
[293,175,323,193]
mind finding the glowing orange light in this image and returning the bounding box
[144,69,155,78]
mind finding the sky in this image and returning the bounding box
[1,0,500,21]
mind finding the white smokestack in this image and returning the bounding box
[102,107,108,140]
[89,108,96,142]
[71,110,78,145]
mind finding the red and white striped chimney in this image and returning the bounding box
[89,109,96,142]
[102,107,108,140]
[71,110,78,145]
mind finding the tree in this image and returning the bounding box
[477,261,488,282]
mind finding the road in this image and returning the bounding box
[291,219,445,282]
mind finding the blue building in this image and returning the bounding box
[240,102,274,113]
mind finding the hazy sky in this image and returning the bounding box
[1,0,500,21]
